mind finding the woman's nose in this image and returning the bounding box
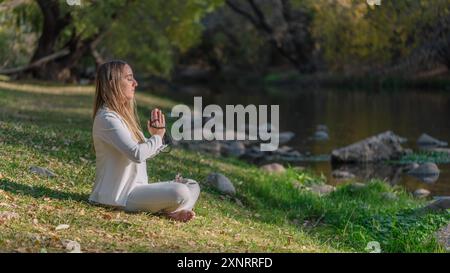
[134,79,138,87]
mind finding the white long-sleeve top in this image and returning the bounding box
[89,106,163,207]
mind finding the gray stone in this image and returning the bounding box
[308,184,336,196]
[61,239,82,253]
[407,163,440,183]
[407,162,440,175]
[279,132,295,145]
[331,170,355,179]
[205,173,236,196]
[413,188,431,198]
[29,166,56,178]
[313,131,329,141]
[277,146,294,153]
[417,133,448,147]
[263,148,303,162]
[403,163,420,173]
[221,141,246,157]
[331,131,408,163]
[424,197,450,211]
[260,163,286,173]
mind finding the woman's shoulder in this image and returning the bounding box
[96,105,119,118]
[94,106,124,126]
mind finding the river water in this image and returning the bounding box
[149,84,450,196]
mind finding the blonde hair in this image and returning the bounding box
[93,60,145,143]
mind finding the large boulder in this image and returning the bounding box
[205,173,236,196]
[331,131,408,163]
[417,133,448,147]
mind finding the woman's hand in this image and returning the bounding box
[148,108,166,139]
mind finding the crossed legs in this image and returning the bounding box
[125,178,200,222]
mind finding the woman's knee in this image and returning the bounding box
[170,183,191,205]
[183,178,201,191]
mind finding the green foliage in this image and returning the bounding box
[0,2,41,67]
[0,0,224,77]
[308,0,450,72]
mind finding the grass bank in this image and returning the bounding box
[0,80,448,253]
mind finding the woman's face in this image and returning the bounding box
[121,64,138,101]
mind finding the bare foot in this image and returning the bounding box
[166,209,195,222]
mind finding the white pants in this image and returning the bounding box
[125,179,200,213]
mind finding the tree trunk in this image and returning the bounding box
[25,0,73,80]
[225,0,315,73]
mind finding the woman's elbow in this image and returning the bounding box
[127,149,146,163]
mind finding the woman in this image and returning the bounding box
[89,60,200,222]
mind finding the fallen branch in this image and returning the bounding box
[0,49,70,75]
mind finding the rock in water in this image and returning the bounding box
[221,141,246,157]
[331,170,355,179]
[331,131,407,163]
[205,173,236,196]
[407,163,440,183]
[424,197,450,211]
[279,132,295,145]
[417,133,448,147]
[413,188,431,198]
[313,131,329,141]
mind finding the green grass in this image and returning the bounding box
[0,80,448,253]
[391,151,450,164]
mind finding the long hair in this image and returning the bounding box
[92,60,145,143]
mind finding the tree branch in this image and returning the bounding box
[225,0,259,27]
[0,49,70,74]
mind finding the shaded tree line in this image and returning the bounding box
[0,0,449,82]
